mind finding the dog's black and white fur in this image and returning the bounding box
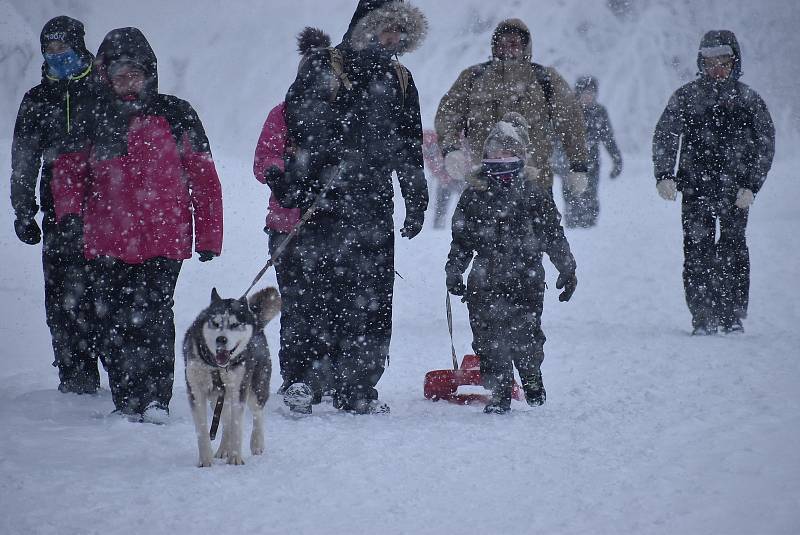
[184,287,280,467]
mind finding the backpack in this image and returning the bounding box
[328,47,410,105]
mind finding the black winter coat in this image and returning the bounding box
[652,77,774,198]
[582,103,622,173]
[282,45,428,226]
[10,63,98,220]
[446,172,576,297]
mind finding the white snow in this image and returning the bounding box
[2,1,799,534]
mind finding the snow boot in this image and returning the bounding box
[141,402,170,425]
[521,371,546,407]
[283,382,313,415]
[337,398,390,415]
[483,384,512,414]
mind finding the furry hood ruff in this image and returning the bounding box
[349,1,428,54]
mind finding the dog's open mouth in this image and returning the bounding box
[215,343,239,366]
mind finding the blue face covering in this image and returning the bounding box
[482,157,525,186]
[44,48,84,79]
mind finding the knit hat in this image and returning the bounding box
[483,112,531,160]
[40,16,89,57]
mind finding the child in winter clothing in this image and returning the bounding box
[445,112,577,414]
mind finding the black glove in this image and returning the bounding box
[610,161,623,179]
[400,211,424,239]
[446,273,466,297]
[198,251,217,262]
[14,216,41,245]
[263,165,283,189]
[556,271,577,302]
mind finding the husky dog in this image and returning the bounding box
[184,287,280,467]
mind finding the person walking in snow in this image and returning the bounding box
[276,0,429,415]
[435,18,589,198]
[653,30,774,335]
[254,27,334,401]
[558,75,623,228]
[10,16,102,395]
[445,113,577,414]
[51,27,224,421]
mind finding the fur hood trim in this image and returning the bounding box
[349,1,428,54]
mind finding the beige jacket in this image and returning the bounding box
[435,18,588,188]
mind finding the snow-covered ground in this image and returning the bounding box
[1,150,799,534]
[2,1,800,534]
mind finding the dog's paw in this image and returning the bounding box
[250,433,265,455]
[198,456,213,468]
[227,453,245,466]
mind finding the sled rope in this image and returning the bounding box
[241,167,341,299]
[446,291,459,371]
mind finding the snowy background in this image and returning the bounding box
[1,1,799,534]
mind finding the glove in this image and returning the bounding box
[566,171,588,194]
[656,178,677,201]
[198,251,217,262]
[556,271,577,302]
[263,165,283,188]
[14,216,41,245]
[735,188,754,209]
[609,161,623,179]
[446,273,466,297]
[400,211,424,239]
[443,149,470,179]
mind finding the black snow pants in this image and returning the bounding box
[90,256,182,414]
[562,163,601,228]
[681,194,750,329]
[42,216,100,393]
[286,219,393,408]
[268,228,332,394]
[466,280,546,405]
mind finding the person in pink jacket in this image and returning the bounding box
[52,27,223,422]
[253,26,332,402]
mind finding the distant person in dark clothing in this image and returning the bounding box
[652,30,774,335]
[558,75,623,228]
[10,16,101,394]
[446,112,577,414]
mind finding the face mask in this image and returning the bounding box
[44,48,84,79]
[482,157,524,186]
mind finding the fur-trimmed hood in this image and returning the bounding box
[491,18,532,61]
[347,0,428,54]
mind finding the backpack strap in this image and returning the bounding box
[328,47,352,103]
[392,60,410,106]
[532,62,554,122]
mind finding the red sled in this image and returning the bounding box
[424,354,524,405]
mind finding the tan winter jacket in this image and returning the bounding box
[435,18,588,188]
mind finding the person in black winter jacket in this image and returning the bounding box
[278,0,429,414]
[446,112,577,414]
[9,16,101,394]
[653,30,775,335]
[560,75,623,228]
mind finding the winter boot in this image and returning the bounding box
[522,371,546,407]
[720,316,744,334]
[484,384,512,414]
[283,382,313,415]
[691,312,718,336]
[339,398,391,415]
[141,402,170,425]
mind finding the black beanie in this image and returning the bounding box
[40,16,88,56]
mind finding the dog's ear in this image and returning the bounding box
[211,288,222,303]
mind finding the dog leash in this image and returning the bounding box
[241,166,341,299]
[210,371,225,440]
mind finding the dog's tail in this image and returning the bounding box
[249,287,281,329]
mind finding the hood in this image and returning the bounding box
[483,112,531,160]
[40,15,91,58]
[697,30,741,81]
[345,0,428,54]
[95,27,158,97]
[491,18,532,61]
